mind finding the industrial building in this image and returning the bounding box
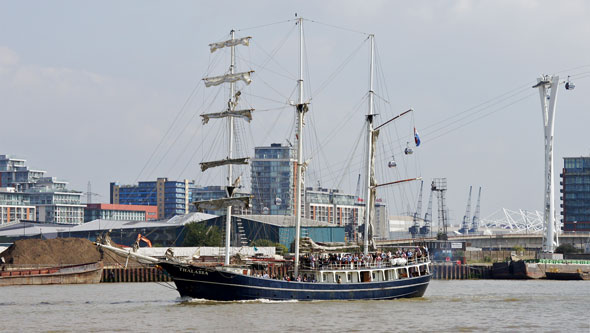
[561,156,590,232]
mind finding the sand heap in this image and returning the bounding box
[0,238,103,265]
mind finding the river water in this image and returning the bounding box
[1,280,588,332]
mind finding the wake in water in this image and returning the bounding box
[177,297,299,305]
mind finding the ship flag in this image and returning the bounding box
[414,127,421,147]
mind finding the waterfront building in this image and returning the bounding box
[234,215,345,249]
[250,143,298,215]
[560,156,590,232]
[110,178,193,219]
[0,187,36,225]
[84,203,158,222]
[305,186,361,228]
[27,177,85,224]
[0,155,46,191]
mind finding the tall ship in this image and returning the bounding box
[101,18,432,301]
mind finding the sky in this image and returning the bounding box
[1,1,589,226]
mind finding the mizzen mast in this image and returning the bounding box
[294,17,308,278]
[363,34,375,255]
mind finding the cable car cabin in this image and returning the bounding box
[404,147,413,155]
[566,80,575,90]
[388,160,397,168]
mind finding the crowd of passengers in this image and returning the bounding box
[301,246,429,270]
[249,247,429,282]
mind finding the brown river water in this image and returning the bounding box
[0,280,588,332]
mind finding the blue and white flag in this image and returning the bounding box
[414,127,421,147]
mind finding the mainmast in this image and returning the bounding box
[363,34,375,255]
[294,17,307,278]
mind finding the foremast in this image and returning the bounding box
[196,31,253,266]
[294,17,308,278]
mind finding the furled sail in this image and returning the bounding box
[193,196,251,211]
[209,36,251,53]
[203,71,253,87]
[201,109,254,124]
[368,129,379,249]
[200,157,250,172]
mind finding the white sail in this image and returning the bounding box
[209,36,251,53]
[200,157,249,172]
[201,109,254,124]
[203,71,253,87]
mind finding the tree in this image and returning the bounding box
[182,222,222,247]
[251,239,288,255]
[555,243,579,254]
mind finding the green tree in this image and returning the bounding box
[182,223,222,247]
[251,239,288,255]
[555,243,579,254]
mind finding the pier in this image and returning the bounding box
[101,266,171,283]
[431,263,491,280]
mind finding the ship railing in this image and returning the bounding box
[300,255,430,271]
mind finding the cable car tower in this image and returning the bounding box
[532,74,574,253]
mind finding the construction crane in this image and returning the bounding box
[459,186,473,235]
[470,187,482,234]
[409,181,424,238]
[420,189,434,237]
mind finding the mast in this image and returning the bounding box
[294,17,306,277]
[198,32,253,266]
[224,30,236,266]
[363,34,375,255]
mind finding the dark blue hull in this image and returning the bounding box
[159,262,431,301]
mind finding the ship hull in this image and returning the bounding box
[159,262,431,301]
[0,262,103,286]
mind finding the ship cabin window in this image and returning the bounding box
[347,272,352,282]
[336,273,346,283]
[324,273,335,283]
[371,272,377,281]
[384,270,392,281]
[321,273,331,283]
[419,264,427,275]
[391,269,399,280]
[360,271,371,282]
[398,268,408,279]
[409,266,420,277]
